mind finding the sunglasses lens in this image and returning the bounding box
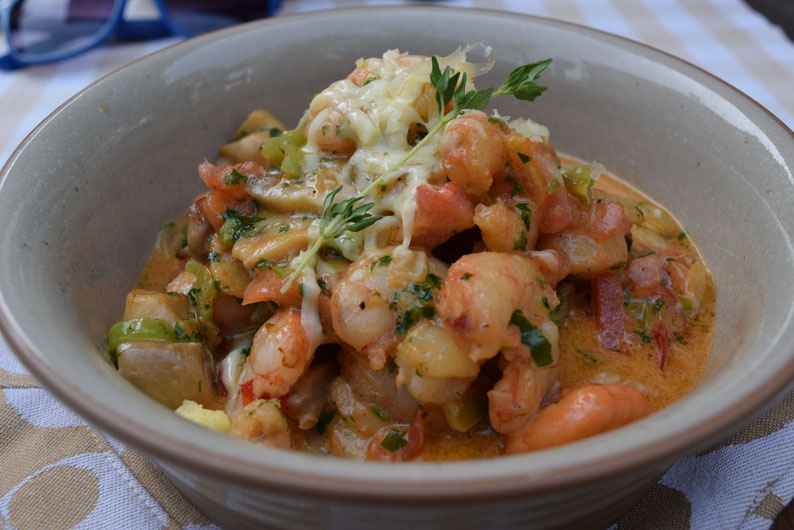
[162,0,278,35]
[10,0,115,58]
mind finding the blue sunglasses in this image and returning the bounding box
[0,0,280,70]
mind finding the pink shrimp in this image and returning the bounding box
[505,384,649,453]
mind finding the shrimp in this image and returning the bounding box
[306,105,357,156]
[437,252,558,362]
[502,132,573,233]
[505,384,649,453]
[537,197,632,279]
[474,198,539,253]
[440,110,506,196]
[487,354,560,434]
[229,398,291,449]
[330,247,446,369]
[245,308,311,398]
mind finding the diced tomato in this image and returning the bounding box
[411,182,475,249]
[242,269,302,307]
[200,190,257,231]
[198,161,262,200]
[591,275,625,351]
[586,200,633,240]
[241,380,255,407]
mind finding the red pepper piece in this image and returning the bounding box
[592,275,625,351]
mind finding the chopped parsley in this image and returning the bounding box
[610,261,625,270]
[173,323,190,342]
[653,299,665,313]
[219,208,262,246]
[316,411,335,435]
[380,428,408,452]
[370,255,392,272]
[507,177,525,198]
[207,251,220,262]
[386,359,398,374]
[461,273,473,281]
[370,406,388,421]
[575,348,599,363]
[517,152,532,164]
[509,310,553,367]
[224,168,248,186]
[513,230,528,251]
[677,231,687,241]
[278,225,290,233]
[395,304,436,335]
[633,329,651,344]
[515,203,532,231]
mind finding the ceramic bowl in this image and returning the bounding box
[2,7,794,529]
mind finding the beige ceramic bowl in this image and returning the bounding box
[2,7,794,529]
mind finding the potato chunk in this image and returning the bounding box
[123,289,190,326]
[117,341,215,409]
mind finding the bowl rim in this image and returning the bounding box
[2,5,794,502]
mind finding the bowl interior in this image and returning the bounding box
[1,7,794,495]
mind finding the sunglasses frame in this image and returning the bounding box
[0,0,278,70]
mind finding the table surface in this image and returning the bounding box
[1,1,794,529]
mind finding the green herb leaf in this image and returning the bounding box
[316,411,335,435]
[509,310,553,367]
[224,168,248,186]
[515,203,532,231]
[370,255,392,272]
[494,58,552,101]
[370,406,389,421]
[380,428,408,452]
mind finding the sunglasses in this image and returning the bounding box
[0,0,281,70]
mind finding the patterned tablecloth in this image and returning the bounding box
[2,1,794,528]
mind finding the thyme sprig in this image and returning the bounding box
[281,55,552,292]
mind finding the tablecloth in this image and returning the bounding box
[2,1,794,528]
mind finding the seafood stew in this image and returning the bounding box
[107,47,715,461]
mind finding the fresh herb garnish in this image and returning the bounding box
[207,251,220,262]
[395,304,436,335]
[515,203,531,231]
[219,208,262,246]
[380,428,408,452]
[610,261,625,270]
[173,323,190,342]
[575,348,599,363]
[370,255,392,272]
[370,406,389,421]
[461,273,473,281]
[316,411,335,434]
[633,329,651,344]
[280,55,552,292]
[509,310,553,367]
[224,168,248,186]
[517,152,531,164]
[513,230,527,251]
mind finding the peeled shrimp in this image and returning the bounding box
[245,308,311,398]
[330,247,446,369]
[487,355,559,434]
[505,384,649,453]
[437,252,558,362]
[440,110,506,196]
